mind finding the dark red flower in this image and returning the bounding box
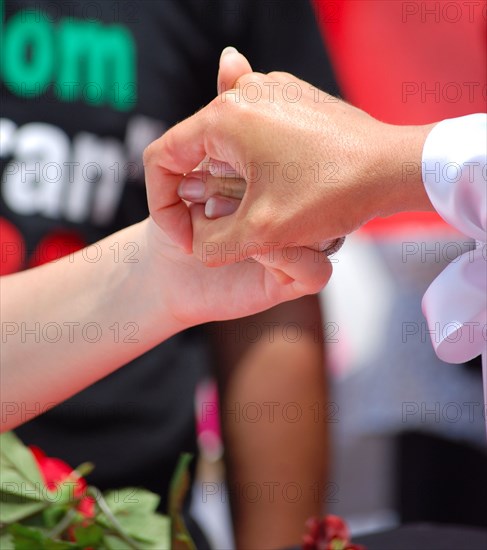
[302,515,366,550]
[324,515,349,542]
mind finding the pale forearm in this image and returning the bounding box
[1,220,184,430]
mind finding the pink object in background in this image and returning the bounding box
[195,378,223,462]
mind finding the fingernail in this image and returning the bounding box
[178,178,205,200]
[220,46,238,60]
[205,197,236,218]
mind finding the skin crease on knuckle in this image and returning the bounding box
[267,71,295,83]
[207,96,249,160]
[243,201,283,246]
[143,133,179,175]
[142,140,156,168]
[235,71,267,89]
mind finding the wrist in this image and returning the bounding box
[372,122,437,218]
[129,217,190,341]
[136,218,192,334]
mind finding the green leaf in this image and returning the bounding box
[0,492,46,523]
[94,487,170,549]
[102,534,134,550]
[17,510,48,528]
[0,531,15,550]
[168,454,195,550]
[42,504,70,529]
[8,524,75,550]
[102,488,159,515]
[0,468,43,501]
[0,432,43,485]
[8,523,44,548]
[137,515,170,549]
[73,524,103,545]
[0,433,82,510]
[52,480,81,507]
[112,513,170,548]
[43,542,77,550]
[0,432,46,507]
[96,508,170,547]
[73,462,95,479]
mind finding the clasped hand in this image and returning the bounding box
[144,47,432,304]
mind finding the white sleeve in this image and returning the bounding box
[422,113,486,242]
[422,114,487,427]
[421,113,486,363]
[420,114,486,428]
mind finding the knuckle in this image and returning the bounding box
[268,71,291,82]
[210,92,240,122]
[244,207,274,243]
[236,71,265,88]
[222,93,254,123]
[142,141,155,166]
[267,71,283,81]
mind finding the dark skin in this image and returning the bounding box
[213,295,329,549]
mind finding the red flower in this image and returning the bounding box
[302,515,366,550]
[30,446,95,518]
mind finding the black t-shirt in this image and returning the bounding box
[1,0,338,507]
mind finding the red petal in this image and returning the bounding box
[302,533,317,550]
[305,516,323,538]
[324,515,350,542]
[78,495,95,518]
[29,446,86,496]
